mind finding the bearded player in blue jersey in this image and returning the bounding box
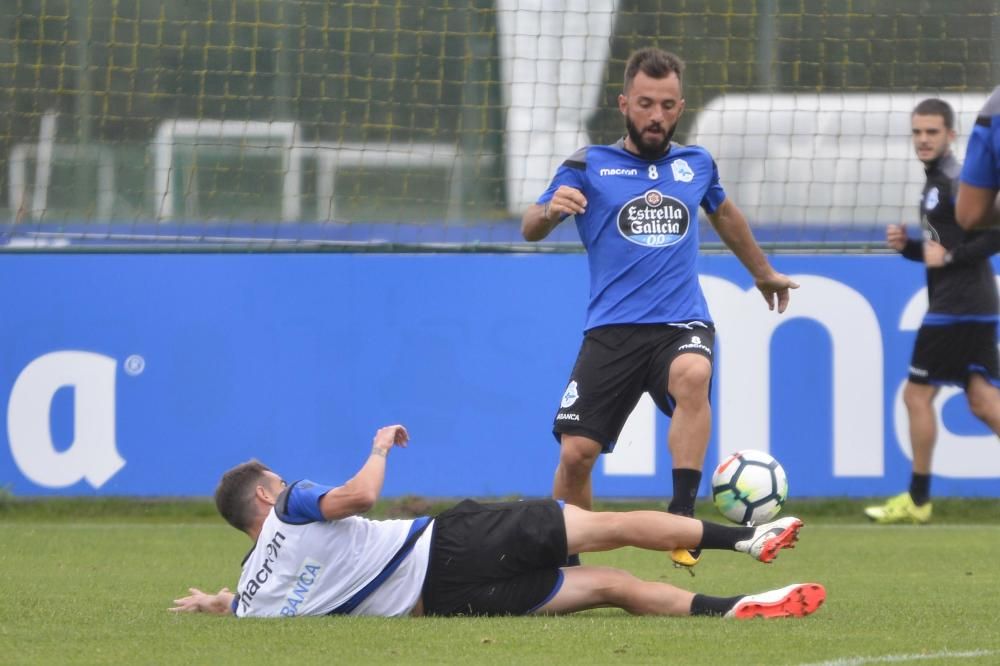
[957,86,1000,230]
[521,48,798,572]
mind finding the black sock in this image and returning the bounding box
[690,593,744,617]
[667,468,702,517]
[698,520,755,550]
[909,473,931,506]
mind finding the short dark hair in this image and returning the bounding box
[913,98,955,130]
[623,48,685,93]
[215,459,271,533]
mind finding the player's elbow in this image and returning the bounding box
[955,184,999,230]
[955,199,980,229]
[955,210,989,231]
[520,220,533,241]
[521,204,554,242]
[521,216,543,242]
[955,212,977,230]
[352,488,379,513]
[522,226,542,242]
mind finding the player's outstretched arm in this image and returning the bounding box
[169,587,235,615]
[707,198,799,313]
[521,185,587,241]
[317,425,409,520]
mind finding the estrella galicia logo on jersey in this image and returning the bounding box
[617,190,690,247]
[561,380,579,408]
[925,187,939,211]
[671,159,695,182]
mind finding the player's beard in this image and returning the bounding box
[625,114,676,159]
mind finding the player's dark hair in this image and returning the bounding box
[913,98,954,130]
[623,48,685,93]
[215,459,272,533]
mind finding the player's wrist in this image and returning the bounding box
[752,267,779,284]
[371,446,389,458]
[543,201,554,222]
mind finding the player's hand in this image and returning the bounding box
[886,224,907,251]
[373,424,409,454]
[545,186,588,221]
[755,273,799,314]
[169,587,232,614]
[923,239,947,267]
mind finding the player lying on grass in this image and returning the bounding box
[170,424,825,619]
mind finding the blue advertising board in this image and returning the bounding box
[1,253,998,497]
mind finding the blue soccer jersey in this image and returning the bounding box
[961,86,1000,190]
[537,139,726,331]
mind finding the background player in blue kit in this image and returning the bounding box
[866,99,1000,524]
[957,86,1000,230]
[521,47,798,571]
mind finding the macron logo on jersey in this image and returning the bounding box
[599,168,639,177]
[237,531,287,614]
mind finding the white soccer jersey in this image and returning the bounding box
[231,480,434,618]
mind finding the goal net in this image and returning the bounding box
[2,1,998,250]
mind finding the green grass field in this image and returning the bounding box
[3,498,999,665]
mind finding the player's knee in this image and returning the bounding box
[602,568,644,607]
[903,383,934,412]
[559,437,601,472]
[966,383,999,420]
[669,358,712,399]
[969,397,989,420]
[587,566,638,602]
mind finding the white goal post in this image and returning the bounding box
[152,119,303,222]
[311,142,462,222]
[9,143,116,222]
[151,119,463,223]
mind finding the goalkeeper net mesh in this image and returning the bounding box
[2,0,998,250]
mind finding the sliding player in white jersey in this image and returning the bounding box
[171,424,825,620]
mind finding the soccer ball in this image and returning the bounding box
[711,450,788,525]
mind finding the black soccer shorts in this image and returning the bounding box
[908,321,1000,386]
[421,499,568,616]
[552,323,715,452]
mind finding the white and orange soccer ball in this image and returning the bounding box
[711,450,788,525]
